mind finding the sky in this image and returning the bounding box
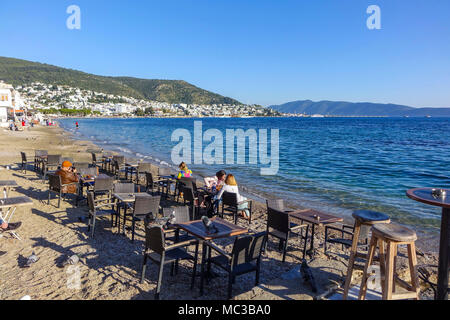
[1,0,450,107]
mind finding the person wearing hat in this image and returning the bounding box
[55,161,79,194]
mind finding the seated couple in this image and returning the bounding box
[204,171,250,219]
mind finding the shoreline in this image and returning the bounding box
[0,124,440,300]
[59,119,442,254]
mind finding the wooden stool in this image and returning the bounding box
[342,210,390,299]
[359,223,420,300]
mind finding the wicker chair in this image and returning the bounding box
[20,152,33,174]
[162,206,197,244]
[266,207,309,262]
[34,150,48,172]
[220,191,253,225]
[140,225,199,300]
[205,232,267,299]
[42,155,62,182]
[86,191,119,238]
[123,195,161,242]
[47,174,79,208]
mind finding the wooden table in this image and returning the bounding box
[176,217,248,295]
[0,180,18,198]
[0,196,33,240]
[407,188,450,300]
[289,209,344,258]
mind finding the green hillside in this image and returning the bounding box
[0,56,241,105]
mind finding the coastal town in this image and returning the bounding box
[0,81,282,126]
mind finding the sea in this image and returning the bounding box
[59,117,450,238]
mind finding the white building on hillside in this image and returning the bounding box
[0,82,13,124]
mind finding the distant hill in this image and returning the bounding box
[269,100,450,117]
[0,56,241,105]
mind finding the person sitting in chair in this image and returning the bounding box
[55,161,79,194]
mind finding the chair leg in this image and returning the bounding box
[343,222,362,300]
[58,192,61,208]
[407,242,420,300]
[302,225,309,260]
[191,244,199,290]
[141,254,148,283]
[358,235,377,300]
[255,260,261,286]
[48,191,51,205]
[383,242,395,300]
[131,219,136,242]
[91,215,96,238]
[282,233,289,263]
[227,274,233,300]
[155,261,164,300]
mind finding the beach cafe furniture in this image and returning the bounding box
[112,182,136,232]
[175,177,197,202]
[93,176,114,200]
[157,167,176,197]
[48,174,79,208]
[0,196,33,240]
[76,168,100,205]
[162,206,197,244]
[407,188,450,300]
[205,231,267,300]
[20,152,33,174]
[42,154,61,182]
[342,210,390,299]
[220,191,253,225]
[140,225,199,300]
[86,191,119,238]
[128,162,152,184]
[117,193,161,241]
[34,150,48,172]
[182,186,201,220]
[265,206,309,262]
[359,223,420,300]
[289,209,344,258]
[175,217,249,296]
[145,172,170,196]
[91,152,101,168]
[0,180,18,199]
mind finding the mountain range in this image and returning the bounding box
[0,56,241,105]
[269,100,450,117]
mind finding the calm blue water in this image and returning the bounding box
[59,117,450,234]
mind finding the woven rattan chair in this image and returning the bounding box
[140,225,199,300]
[205,232,267,299]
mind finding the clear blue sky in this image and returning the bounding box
[1,0,449,107]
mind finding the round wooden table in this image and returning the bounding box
[406,188,450,300]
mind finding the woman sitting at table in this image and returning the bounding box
[55,161,79,194]
[204,170,226,190]
[177,162,192,179]
[215,174,250,219]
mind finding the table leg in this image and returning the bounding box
[200,240,206,296]
[436,207,449,300]
[306,224,316,258]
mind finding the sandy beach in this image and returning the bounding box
[0,124,441,300]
